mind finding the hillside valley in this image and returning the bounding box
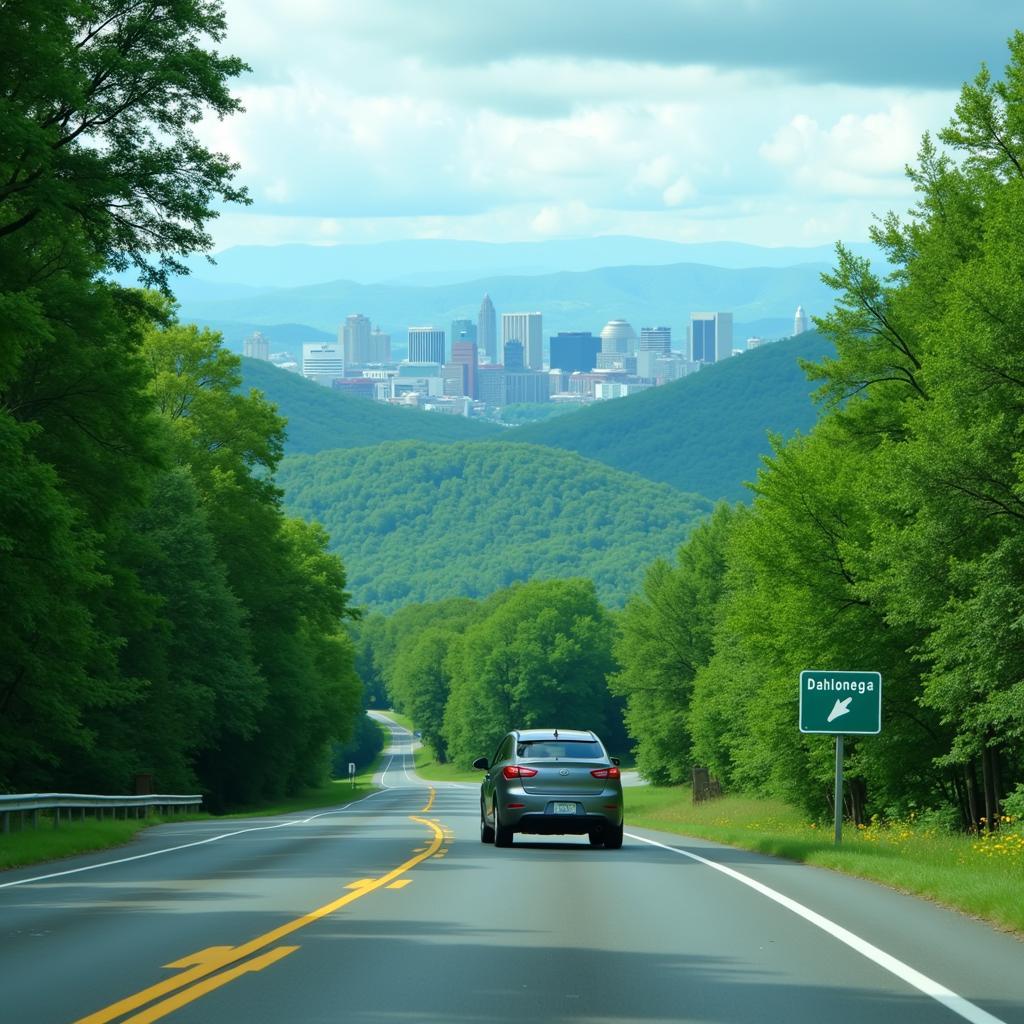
[277,441,713,613]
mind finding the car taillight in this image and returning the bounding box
[502,765,538,779]
[591,766,621,779]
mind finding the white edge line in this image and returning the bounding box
[0,788,390,891]
[625,832,1007,1024]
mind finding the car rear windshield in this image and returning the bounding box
[517,740,604,759]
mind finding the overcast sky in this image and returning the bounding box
[200,1,1022,250]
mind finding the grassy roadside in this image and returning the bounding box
[626,785,1024,935]
[0,751,387,873]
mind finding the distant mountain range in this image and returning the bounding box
[177,236,878,289]
[180,260,835,353]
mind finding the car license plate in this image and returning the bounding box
[553,802,578,815]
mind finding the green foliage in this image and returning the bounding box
[612,36,1024,830]
[239,356,501,454]
[0,0,249,287]
[278,440,712,613]
[611,504,739,785]
[443,579,618,767]
[507,332,832,501]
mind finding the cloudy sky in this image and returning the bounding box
[201,1,1021,250]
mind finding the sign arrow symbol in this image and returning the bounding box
[827,697,853,723]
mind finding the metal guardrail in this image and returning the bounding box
[0,793,203,832]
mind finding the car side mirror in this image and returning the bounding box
[472,757,489,770]
[611,757,621,766]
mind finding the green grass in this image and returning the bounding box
[413,744,482,784]
[625,785,1024,935]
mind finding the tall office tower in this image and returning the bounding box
[451,340,479,399]
[689,312,733,363]
[369,326,391,363]
[341,313,372,365]
[503,340,524,370]
[451,318,477,346]
[639,326,672,354]
[502,312,543,369]
[549,332,600,373]
[477,364,506,407]
[243,331,270,360]
[478,294,497,363]
[302,343,344,386]
[407,326,446,365]
[793,305,809,336]
[600,319,637,355]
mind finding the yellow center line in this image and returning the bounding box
[421,787,435,813]
[74,814,444,1024]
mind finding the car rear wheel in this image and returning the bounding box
[480,803,495,844]
[603,823,624,849]
[494,805,514,847]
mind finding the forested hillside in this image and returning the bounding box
[240,357,501,453]
[277,441,713,612]
[508,331,832,501]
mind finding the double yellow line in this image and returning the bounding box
[76,791,443,1024]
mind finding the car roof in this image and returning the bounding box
[513,729,597,742]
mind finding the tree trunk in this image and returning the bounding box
[950,770,971,832]
[981,748,997,832]
[965,762,980,831]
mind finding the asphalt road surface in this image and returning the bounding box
[2,718,1022,1024]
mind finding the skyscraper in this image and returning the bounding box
[408,326,446,365]
[368,326,391,363]
[793,305,809,336]
[452,340,479,399]
[451,318,477,346]
[639,326,672,354]
[302,343,344,386]
[549,332,600,373]
[478,294,497,363]
[503,340,524,370]
[243,331,270,360]
[689,312,733,363]
[341,313,372,365]
[600,320,637,355]
[502,312,543,369]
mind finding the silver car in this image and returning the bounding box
[474,728,624,848]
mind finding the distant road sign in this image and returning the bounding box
[799,670,882,735]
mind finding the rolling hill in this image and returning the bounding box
[276,441,713,614]
[506,331,833,502]
[240,357,501,453]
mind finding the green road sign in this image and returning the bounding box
[799,670,882,735]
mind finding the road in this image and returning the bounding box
[1,718,1022,1024]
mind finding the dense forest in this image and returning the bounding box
[508,330,832,501]
[364,40,1024,831]
[277,441,713,612]
[240,356,501,453]
[0,2,364,807]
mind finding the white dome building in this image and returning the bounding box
[600,319,637,354]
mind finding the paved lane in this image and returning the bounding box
[1,720,1022,1024]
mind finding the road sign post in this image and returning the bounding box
[348,762,356,789]
[799,670,882,845]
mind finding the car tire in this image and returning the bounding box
[480,803,495,844]
[603,823,624,849]
[494,805,514,847]
[588,831,604,847]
